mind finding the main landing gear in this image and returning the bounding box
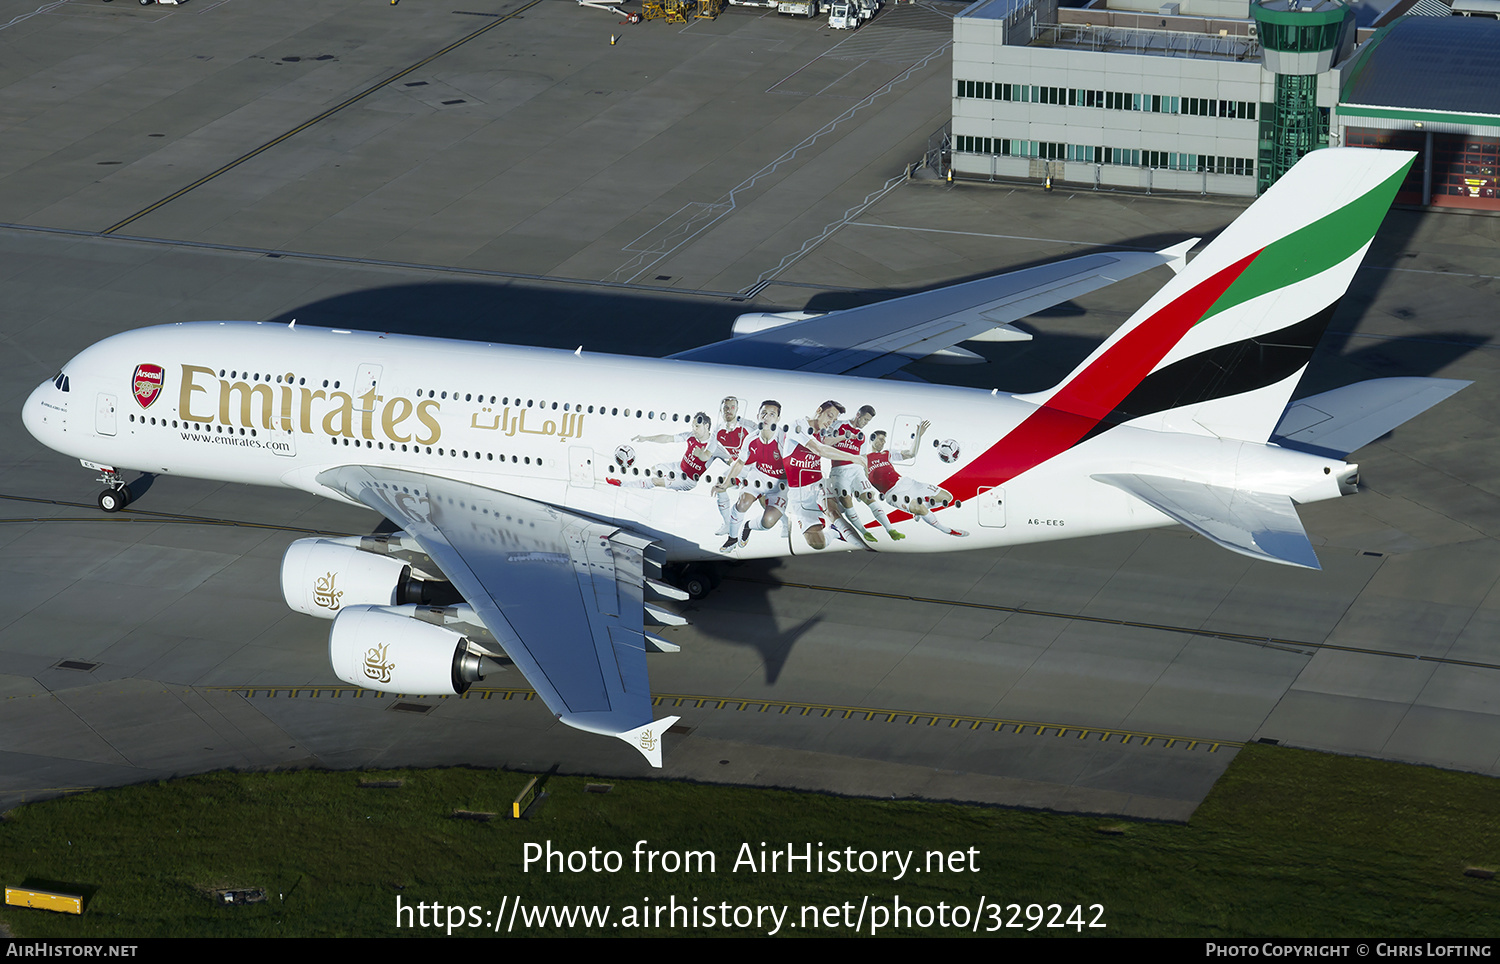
[665,562,721,600]
[95,468,133,513]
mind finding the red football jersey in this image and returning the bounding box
[867,450,900,494]
[826,421,865,466]
[745,436,785,479]
[716,419,754,458]
[679,436,710,480]
[781,421,824,488]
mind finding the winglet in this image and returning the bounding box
[618,716,679,768]
[1155,237,1199,276]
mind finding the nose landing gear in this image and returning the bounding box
[94,467,133,513]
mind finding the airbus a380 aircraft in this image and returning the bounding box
[21,149,1467,766]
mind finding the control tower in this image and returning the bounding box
[1250,0,1355,192]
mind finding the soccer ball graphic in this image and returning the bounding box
[614,444,636,469]
[938,438,960,463]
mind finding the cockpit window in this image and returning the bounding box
[52,372,70,392]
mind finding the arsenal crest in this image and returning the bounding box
[132,364,163,408]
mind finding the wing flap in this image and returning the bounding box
[1093,472,1321,570]
[317,465,675,765]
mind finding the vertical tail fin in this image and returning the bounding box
[1019,148,1415,443]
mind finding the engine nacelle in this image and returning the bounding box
[329,605,493,695]
[281,537,427,619]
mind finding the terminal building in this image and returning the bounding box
[950,0,1500,208]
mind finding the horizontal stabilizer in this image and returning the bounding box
[1093,473,1321,569]
[1272,377,1470,458]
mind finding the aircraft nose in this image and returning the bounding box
[21,379,56,444]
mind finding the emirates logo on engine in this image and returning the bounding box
[362,643,395,685]
[313,571,342,610]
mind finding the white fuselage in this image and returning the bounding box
[22,322,1352,561]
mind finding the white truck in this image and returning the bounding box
[827,0,858,27]
[777,0,819,15]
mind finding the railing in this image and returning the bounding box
[1030,21,1260,60]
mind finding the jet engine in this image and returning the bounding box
[328,604,501,695]
[281,536,433,619]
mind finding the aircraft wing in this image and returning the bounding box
[672,245,1194,376]
[316,465,678,766]
[1092,473,1322,570]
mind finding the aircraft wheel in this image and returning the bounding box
[98,488,127,513]
[678,564,716,600]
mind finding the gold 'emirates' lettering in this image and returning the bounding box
[177,364,444,445]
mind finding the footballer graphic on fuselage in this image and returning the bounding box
[601,391,960,553]
[20,150,1470,767]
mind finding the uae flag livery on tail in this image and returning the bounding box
[935,148,1417,508]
